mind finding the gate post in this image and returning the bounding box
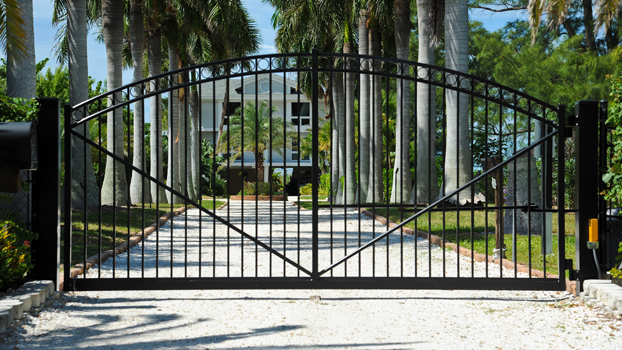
[31,98,61,291]
[574,100,600,287]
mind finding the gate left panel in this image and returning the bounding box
[63,56,318,291]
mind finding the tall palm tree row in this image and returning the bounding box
[128,0,151,204]
[389,0,413,204]
[442,0,472,204]
[412,0,439,205]
[100,0,129,206]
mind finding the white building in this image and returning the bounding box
[200,74,322,195]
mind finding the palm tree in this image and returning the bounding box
[6,0,34,98]
[411,0,439,205]
[216,101,295,183]
[100,0,129,206]
[145,4,167,204]
[50,0,102,208]
[365,9,383,203]
[358,7,370,203]
[128,0,151,204]
[442,0,472,205]
[389,0,413,204]
[0,0,27,65]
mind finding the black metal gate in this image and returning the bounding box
[63,50,568,291]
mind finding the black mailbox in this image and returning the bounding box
[0,121,38,170]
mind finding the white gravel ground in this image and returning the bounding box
[2,201,621,349]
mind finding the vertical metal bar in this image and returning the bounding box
[197,73,203,278]
[399,66,404,278]
[241,73,244,278]
[211,78,217,278]
[470,86,475,277]
[170,86,174,278]
[427,80,432,278]
[141,83,146,279]
[184,79,189,278]
[512,98,517,276]
[112,91,117,278]
[441,82,446,277]
[311,48,320,281]
[357,58,362,277]
[283,71,287,276]
[63,104,73,290]
[385,72,390,277]
[255,62,259,278]
[98,100,103,280]
[329,71,334,277]
[557,104,566,289]
[155,84,160,279]
[83,107,88,279]
[498,94,503,278]
[344,60,349,277]
[269,68,273,277]
[296,67,301,277]
[484,90,489,276]
[126,97,131,278]
[456,85,460,277]
[226,75,231,277]
[527,101,532,276]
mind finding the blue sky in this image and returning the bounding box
[32,1,527,87]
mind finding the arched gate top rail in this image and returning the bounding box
[69,50,559,128]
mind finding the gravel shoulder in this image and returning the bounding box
[2,201,621,349]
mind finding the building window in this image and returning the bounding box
[291,102,310,117]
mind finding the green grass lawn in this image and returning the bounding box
[367,207,575,276]
[295,202,575,276]
[62,200,224,266]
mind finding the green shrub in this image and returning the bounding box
[0,221,37,291]
[299,183,312,195]
[238,181,284,196]
[603,75,622,207]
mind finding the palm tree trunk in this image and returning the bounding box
[189,88,200,201]
[442,0,472,205]
[101,0,129,206]
[7,0,35,98]
[329,81,340,203]
[390,0,413,204]
[67,0,100,208]
[166,44,182,204]
[177,75,189,201]
[412,0,439,205]
[366,22,383,203]
[129,0,150,205]
[147,26,166,204]
[358,9,370,203]
[343,41,356,205]
[582,0,597,51]
[334,71,346,205]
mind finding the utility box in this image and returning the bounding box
[0,122,38,193]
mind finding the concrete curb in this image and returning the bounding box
[580,280,622,316]
[60,206,188,292]
[0,280,59,335]
[359,209,577,294]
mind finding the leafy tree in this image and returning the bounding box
[200,139,226,197]
[217,101,295,183]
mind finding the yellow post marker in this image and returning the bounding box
[589,218,598,243]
